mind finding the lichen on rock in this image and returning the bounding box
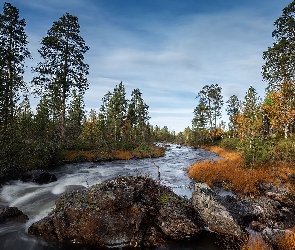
[28,175,204,248]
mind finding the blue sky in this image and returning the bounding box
[5,0,292,132]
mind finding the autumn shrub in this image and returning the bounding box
[189,146,276,195]
[272,139,295,164]
[242,233,270,250]
[277,228,295,250]
[237,138,275,169]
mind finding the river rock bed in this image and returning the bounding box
[28,175,205,248]
[28,175,295,249]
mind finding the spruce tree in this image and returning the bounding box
[107,82,128,142]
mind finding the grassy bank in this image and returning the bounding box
[63,144,165,163]
[189,145,295,197]
[189,145,295,249]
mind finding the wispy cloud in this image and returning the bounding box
[6,0,291,132]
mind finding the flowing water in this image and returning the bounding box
[0,144,220,250]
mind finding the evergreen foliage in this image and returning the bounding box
[32,12,89,147]
[192,84,224,144]
[2,1,295,173]
[0,2,31,172]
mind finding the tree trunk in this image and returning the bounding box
[284,123,289,139]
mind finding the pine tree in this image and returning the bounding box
[262,1,295,90]
[226,95,240,137]
[262,1,295,138]
[0,2,31,172]
[32,13,89,146]
[107,82,128,142]
[127,88,150,141]
[194,84,223,141]
[0,2,31,129]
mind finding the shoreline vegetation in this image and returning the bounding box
[189,145,295,197]
[62,144,166,163]
[189,145,295,250]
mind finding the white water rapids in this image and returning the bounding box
[0,144,220,250]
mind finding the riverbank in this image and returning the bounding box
[189,145,295,196]
[62,144,166,163]
[0,144,222,250]
[189,145,295,249]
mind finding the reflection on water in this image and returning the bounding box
[0,144,220,250]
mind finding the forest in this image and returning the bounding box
[176,1,295,171]
[0,2,170,173]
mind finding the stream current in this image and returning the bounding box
[0,144,220,250]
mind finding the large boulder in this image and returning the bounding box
[28,176,204,248]
[192,183,246,249]
[192,183,244,237]
[0,206,29,223]
[234,197,283,228]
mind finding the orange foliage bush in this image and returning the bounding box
[242,233,270,250]
[277,228,295,250]
[189,146,277,195]
[63,145,165,163]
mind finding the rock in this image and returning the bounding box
[257,182,291,205]
[20,170,57,184]
[74,155,88,162]
[28,176,204,248]
[262,227,290,248]
[92,156,112,162]
[0,173,18,186]
[156,194,204,240]
[250,221,266,232]
[0,207,29,223]
[192,183,246,249]
[234,197,283,228]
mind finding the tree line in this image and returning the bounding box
[0,2,156,173]
[3,1,295,172]
[188,1,295,168]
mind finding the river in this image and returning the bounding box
[0,144,220,250]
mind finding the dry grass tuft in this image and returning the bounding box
[63,145,165,163]
[277,228,295,250]
[242,233,271,250]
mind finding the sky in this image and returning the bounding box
[5,0,292,132]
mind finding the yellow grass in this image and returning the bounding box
[242,233,270,250]
[277,228,295,250]
[188,146,295,196]
[63,146,165,163]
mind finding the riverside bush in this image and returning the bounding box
[277,228,295,250]
[237,138,275,169]
[189,146,276,195]
[219,137,240,150]
[272,139,295,164]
